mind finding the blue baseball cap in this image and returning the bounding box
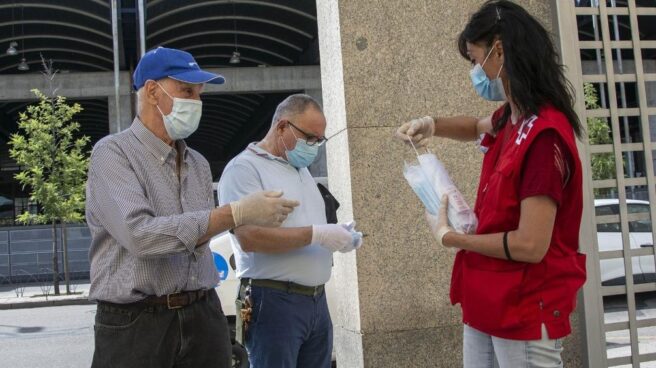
[132,47,225,90]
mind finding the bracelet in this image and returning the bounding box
[503,231,514,261]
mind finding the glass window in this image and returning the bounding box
[597,204,621,232]
[628,203,652,232]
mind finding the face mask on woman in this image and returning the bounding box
[469,46,506,101]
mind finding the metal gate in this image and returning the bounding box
[556,0,656,366]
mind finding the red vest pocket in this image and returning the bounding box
[461,254,528,332]
[541,253,587,321]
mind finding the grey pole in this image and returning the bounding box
[137,0,146,57]
[111,0,121,132]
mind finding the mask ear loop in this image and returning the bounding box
[496,64,504,79]
[408,136,421,157]
[481,46,495,68]
[408,136,432,157]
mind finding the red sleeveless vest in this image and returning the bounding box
[450,105,587,340]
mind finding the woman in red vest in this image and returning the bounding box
[396,1,587,367]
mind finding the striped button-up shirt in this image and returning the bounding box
[86,118,219,303]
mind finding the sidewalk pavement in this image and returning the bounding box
[0,281,94,309]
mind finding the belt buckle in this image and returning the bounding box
[167,292,184,310]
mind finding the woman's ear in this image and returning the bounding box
[494,39,504,59]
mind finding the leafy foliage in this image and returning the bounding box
[584,83,616,200]
[8,62,90,225]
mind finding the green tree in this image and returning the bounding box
[584,82,616,198]
[8,58,90,295]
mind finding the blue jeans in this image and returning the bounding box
[245,285,333,368]
[463,324,564,368]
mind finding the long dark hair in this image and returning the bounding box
[458,0,583,139]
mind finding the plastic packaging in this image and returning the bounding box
[403,148,478,234]
[344,221,363,248]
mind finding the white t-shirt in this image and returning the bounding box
[218,143,331,287]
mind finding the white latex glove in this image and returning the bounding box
[339,221,363,253]
[230,191,300,228]
[395,116,435,148]
[342,221,357,232]
[424,195,456,248]
[312,224,354,253]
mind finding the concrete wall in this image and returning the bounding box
[317,1,583,366]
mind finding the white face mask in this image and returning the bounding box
[156,82,203,140]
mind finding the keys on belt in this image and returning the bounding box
[240,289,253,332]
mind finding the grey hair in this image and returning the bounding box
[136,87,145,114]
[136,78,167,114]
[271,94,322,126]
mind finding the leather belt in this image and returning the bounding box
[142,289,209,309]
[241,278,324,297]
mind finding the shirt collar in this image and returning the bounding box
[176,140,189,160]
[247,142,291,166]
[130,117,187,164]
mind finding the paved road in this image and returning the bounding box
[604,292,656,367]
[3,294,656,367]
[0,304,95,368]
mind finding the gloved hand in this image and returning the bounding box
[230,191,300,227]
[338,221,363,253]
[424,195,457,248]
[312,224,354,253]
[395,116,435,148]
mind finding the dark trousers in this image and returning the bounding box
[91,290,232,368]
[245,285,333,368]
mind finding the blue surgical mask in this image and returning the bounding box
[156,82,203,140]
[403,159,442,215]
[282,128,320,169]
[341,221,363,249]
[469,47,506,101]
[352,231,363,247]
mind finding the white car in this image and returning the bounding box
[209,183,241,317]
[209,232,240,316]
[596,199,655,285]
[208,232,248,367]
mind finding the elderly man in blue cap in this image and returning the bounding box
[86,47,299,368]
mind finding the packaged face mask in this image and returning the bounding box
[403,161,441,215]
[403,148,478,234]
[341,221,363,250]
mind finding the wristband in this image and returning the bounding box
[503,231,514,261]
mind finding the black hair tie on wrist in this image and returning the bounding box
[503,231,514,261]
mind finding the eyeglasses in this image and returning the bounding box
[286,120,327,146]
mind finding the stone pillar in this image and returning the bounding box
[317,1,576,367]
[108,94,133,134]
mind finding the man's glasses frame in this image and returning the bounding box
[286,120,327,147]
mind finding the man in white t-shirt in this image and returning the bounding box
[218,94,361,368]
